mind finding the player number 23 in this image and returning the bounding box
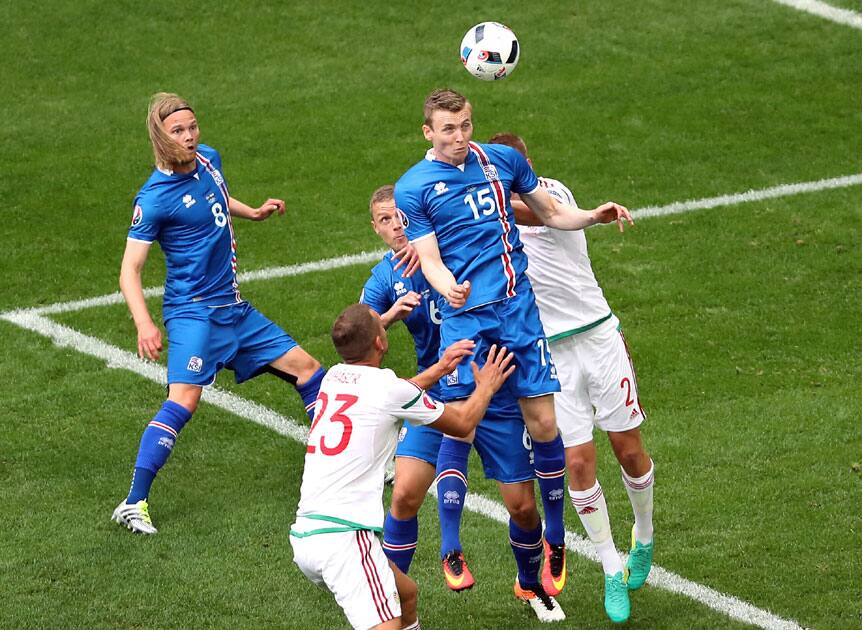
[307,393,357,456]
[464,187,496,220]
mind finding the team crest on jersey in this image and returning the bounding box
[131,205,143,227]
[446,369,459,386]
[187,356,203,373]
[481,164,499,182]
[434,181,448,195]
[182,194,196,208]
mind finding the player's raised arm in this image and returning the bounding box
[228,196,285,221]
[411,235,472,309]
[428,345,515,438]
[520,188,633,233]
[119,239,162,361]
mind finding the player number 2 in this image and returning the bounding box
[307,393,357,456]
[464,187,496,220]
[620,377,634,406]
[211,202,227,228]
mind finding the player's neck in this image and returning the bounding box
[171,160,196,174]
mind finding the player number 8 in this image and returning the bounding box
[211,202,227,228]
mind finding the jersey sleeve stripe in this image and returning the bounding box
[126,236,154,244]
[408,231,437,244]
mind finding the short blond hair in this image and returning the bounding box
[368,184,394,215]
[423,89,468,126]
[147,92,195,170]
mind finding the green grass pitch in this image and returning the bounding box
[1,1,860,628]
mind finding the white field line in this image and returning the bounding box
[770,0,862,30]
[1,307,805,629]
[631,172,862,219]
[30,249,386,316]
[19,171,862,318]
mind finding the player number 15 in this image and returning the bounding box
[464,187,496,220]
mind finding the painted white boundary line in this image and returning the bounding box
[632,173,862,219]
[0,312,804,629]
[770,0,862,30]
[22,172,862,318]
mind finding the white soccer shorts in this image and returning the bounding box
[290,525,401,629]
[550,316,645,448]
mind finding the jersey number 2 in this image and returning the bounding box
[307,393,357,456]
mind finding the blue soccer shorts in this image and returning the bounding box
[395,391,534,484]
[165,302,297,386]
[438,284,560,402]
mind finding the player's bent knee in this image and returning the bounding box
[390,487,423,519]
[167,384,202,414]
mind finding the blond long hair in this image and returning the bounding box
[147,92,196,170]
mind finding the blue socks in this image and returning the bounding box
[533,434,566,546]
[127,400,192,503]
[296,367,325,421]
[509,519,544,587]
[382,512,419,574]
[435,437,471,558]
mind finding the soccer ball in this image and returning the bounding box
[460,22,520,81]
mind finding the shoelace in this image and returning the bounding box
[549,545,565,575]
[532,586,557,611]
[445,554,464,575]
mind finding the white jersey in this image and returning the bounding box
[294,363,444,534]
[519,176,613,342]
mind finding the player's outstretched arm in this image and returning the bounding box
[228,196,285,221]
[119,239,162,361]
[411,235,471,308]
[521,188,634,233]
[429,345,515,438]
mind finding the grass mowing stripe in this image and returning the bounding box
[769,0,862,29]
[15,171,862,317]
[1,309,804,630]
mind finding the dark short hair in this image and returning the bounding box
[331,303,379,362]
[424,88,468,126]
[487,132,528,158]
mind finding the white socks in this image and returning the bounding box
[569,481,623,575]
[621,459,655,544]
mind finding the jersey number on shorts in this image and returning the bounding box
[620,377,634,407]
[464,188,497,220]
[307,393,357,456]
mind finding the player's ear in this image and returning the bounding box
[422,124,433,141]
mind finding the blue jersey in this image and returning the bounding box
[128,144,240,317]
[361,252,521,418]
[360,252,442,372]
[395,142,539,318]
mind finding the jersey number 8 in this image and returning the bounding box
[211,202,227,228]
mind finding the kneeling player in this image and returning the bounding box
[290,304,513,629]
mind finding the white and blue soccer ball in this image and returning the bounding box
[460,22,520,81]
